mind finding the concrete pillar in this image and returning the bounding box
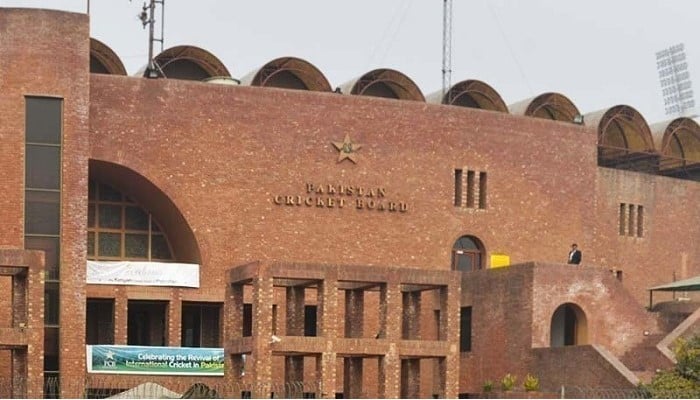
[250,270,273,399]
[343,357,364,398]
[286,286,305,336]
[344,289,364,338]
[400,359,420,399]
[402,291,421,340]
[285,356,304,398]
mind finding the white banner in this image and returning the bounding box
[86,261,199,288]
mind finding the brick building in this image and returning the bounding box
[1,7,700,399]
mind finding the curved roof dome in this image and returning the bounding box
[650,117,700,174]
[427,79,507,112]
[586,105,657,172]
[338,68,425,101]
[148,45,230,81]
[90,38,126,75]
[509,92,581,123]
[239,57,331,92]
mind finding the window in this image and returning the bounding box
[88,180,174,260]
[459,307,472,352]
[242,303,252,337]
[454,169,487,209]
[182,303,221,347]
[127,301,167,346]
[618,203,644,238]
[451,235,484,272]
[86,299,114,345]
[304,305,317,337]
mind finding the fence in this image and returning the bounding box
[0,377,319,399]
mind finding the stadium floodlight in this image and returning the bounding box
[656,43,696,117]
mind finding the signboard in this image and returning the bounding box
[86,261,199,288]
[87,345,224,376]
[490,253,510,269]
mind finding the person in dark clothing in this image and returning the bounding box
[568,243,582,264]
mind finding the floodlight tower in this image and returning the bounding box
[138,0,165,78]
[656,43,696,117]
[442,0,453,97]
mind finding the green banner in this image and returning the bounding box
[87,345,224,376]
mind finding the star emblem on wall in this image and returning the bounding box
[332,134,363,163]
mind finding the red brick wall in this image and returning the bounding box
[0,8,90,397]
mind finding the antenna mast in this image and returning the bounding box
[442,0,453,97]
[139,0,165,78]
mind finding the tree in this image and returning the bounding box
[644,335,700,398]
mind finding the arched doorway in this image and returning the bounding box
[451,235,484,272]
[550,303,588,347]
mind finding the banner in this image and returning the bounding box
[86,261,199,288]
[87,345,224,376]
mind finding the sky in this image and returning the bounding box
[2,0,700,124]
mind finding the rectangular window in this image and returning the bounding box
[86,299,115,345]
[243,303,252,337]
[466,171,475,208]
[637,206,644,237]
[182,303,221,347]
[460,307,472,352]
[619,203,645,238]
[25,97,62,144]
[478,172,487,209]
[619,203,626,235]
[304,305,317,337]
[628,204,635,237]
[127,300,167,346]
[454,169,463,206]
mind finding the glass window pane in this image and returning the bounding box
[125,206,149,230]
[25,236,60,280]
[45,282,60,325]
[98,204,122,229]
[151,234,172,260]
[26,97,62,144]
[25,190,60,235]
[88,203,95,228]
[26,145,60,189]
[44,327,60,369]
[98,183,122,202]
[98,232,121,257]
[88,180,96,200]
[87,232,95,257]
[125,233,148,258]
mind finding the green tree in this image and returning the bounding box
[644,335,700,398]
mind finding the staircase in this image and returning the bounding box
[619,333,674,383]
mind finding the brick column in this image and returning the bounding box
[401,359,420,399]
[250,270,273,399]
[286,286,305,336]
[343,357,363,398]
[402,291,421,340]
[114,287,128,345]
[344,289,364,338]
[444,281,460,399]
[317,275,337,398]
[11,347,27,398]
[168,292,182,347]
[380,274,401,398]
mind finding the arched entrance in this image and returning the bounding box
[550,303,588,347]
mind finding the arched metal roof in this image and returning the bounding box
[509,92,581,123]
[586,105,658,173]
[89,38,126,75]
[427,79,508,112]
[239,57,331,92]
[650,117,700,176]
[147,45,231,80]
[337,68,425,101]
